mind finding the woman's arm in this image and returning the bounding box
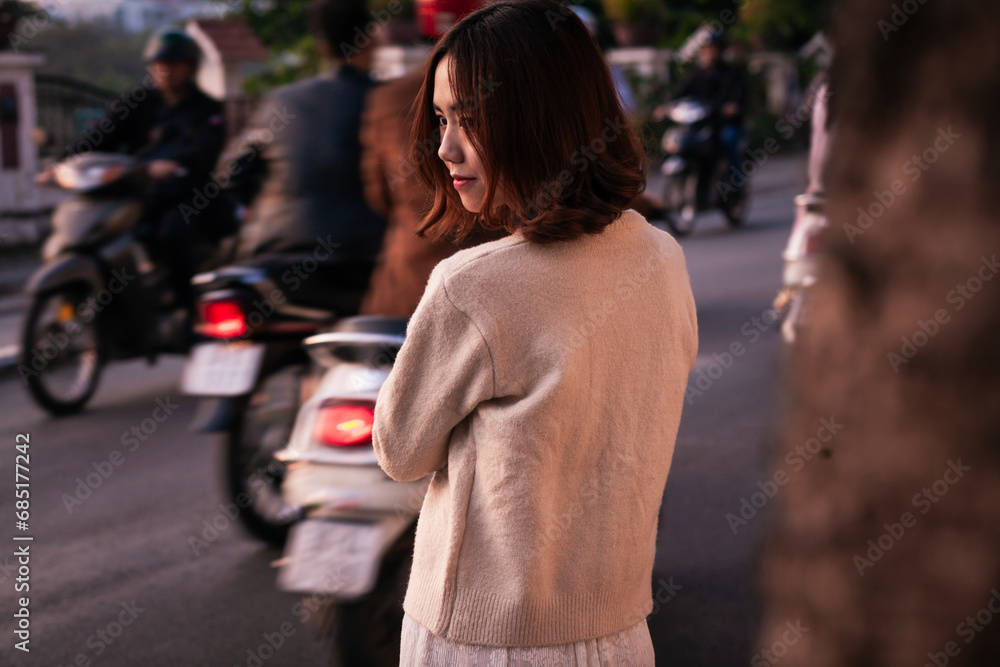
[372,272,495,482]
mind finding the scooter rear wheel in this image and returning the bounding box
[223,364,303,546]
[21,285,103,416]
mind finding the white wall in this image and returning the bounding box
[0,54,46,212]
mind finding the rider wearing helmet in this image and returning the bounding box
[62,29,227,310]
[135,30,225,182]
[671,32,747,174]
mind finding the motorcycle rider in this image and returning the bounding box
[668,32,747,176]
[45,30,227,311]
[226,0,386,314]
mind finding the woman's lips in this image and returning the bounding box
[453,176,475,190]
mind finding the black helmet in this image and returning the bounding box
[144,30,201,64]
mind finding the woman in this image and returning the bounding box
[372,1,698,664]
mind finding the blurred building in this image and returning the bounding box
[118,0,222,33]
[186,17,269,135]
[0,51,65,245]
[372,45,433,82]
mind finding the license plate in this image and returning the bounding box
[277,519,383,597]
[182,342,264,396]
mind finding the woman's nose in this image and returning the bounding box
[438,127,462,164]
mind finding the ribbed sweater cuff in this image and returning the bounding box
[403,582,652,647]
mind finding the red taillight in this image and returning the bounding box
[199,300,248,338]
[314,404,375,447]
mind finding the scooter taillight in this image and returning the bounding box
[198,300,249,338]
[314,402,375,447]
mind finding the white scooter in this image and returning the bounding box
[272,315,425,665]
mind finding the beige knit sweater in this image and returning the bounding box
[372,209,698,647]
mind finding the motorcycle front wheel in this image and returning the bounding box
[224,363,303,546]
[21,285,103,416]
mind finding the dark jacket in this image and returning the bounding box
[233,64,386,261]
[80,84,226,202]
[673,61,748,125]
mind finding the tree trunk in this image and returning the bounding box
[758,1,1000,665]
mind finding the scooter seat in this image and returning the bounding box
[330,315,408,337]
[306,316,408,367]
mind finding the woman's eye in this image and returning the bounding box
[435,115,447,127]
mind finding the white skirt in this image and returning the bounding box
[399,613,655,667]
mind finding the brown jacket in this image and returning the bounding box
[359,71,462,317]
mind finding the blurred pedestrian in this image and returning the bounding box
[567,3,665,220]
[225,0,386,313]
[805,64,834,196]
[372,1,698,664]
[571,4,637,116]
[358,0,486,317]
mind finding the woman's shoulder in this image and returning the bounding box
[433,232,529,282]
[434,210,681,276]
[425,210,687,306]
[416,232,535,320]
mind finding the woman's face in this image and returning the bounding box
[434,56,490,213]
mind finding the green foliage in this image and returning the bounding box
[213,0,312,92]
[224,0,311,52]
[219,0,415,93]
[29,20,147,92]
[220,0,417,49]
[737,0,832,49]
[241,41,321,97]
[603,0,668,25]
[373,0,414,22]
[599,0,828,50]
[603,0,735,42]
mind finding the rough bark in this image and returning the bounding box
[758,1,1000,665]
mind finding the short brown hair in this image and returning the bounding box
[409,0,646,244]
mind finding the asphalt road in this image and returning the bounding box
[0,154,806,667]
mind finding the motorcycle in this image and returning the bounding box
[773,193,828,343]
[20,152,236,415]
[272,315,422,665]
[658,97,749,236]
[181,254,376,546]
